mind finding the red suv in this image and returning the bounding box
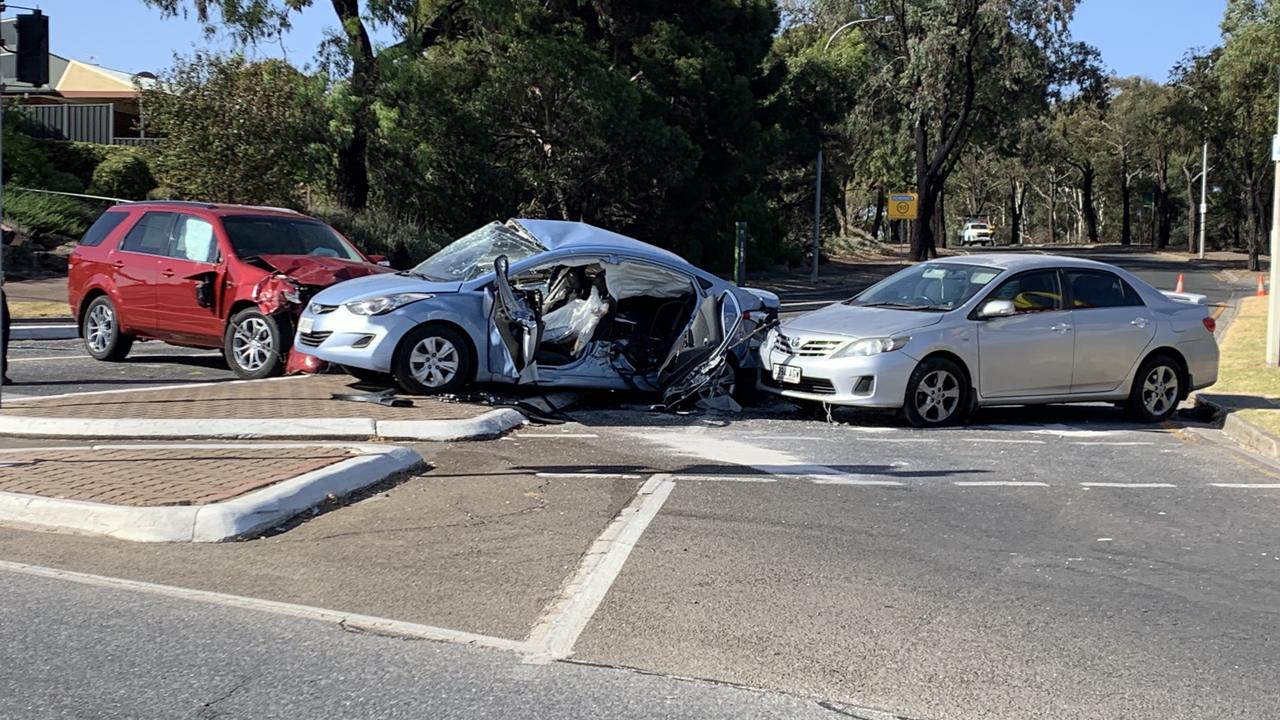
[68,201,392,379]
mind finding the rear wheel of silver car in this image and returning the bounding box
[224,308,288,380]
[903,357,970,428]
[392,324,474,395]
[81,296,134,362]
[1126,354,1182,423]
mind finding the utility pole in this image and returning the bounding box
[1198,141,1208,260]
[1267,75,1280,366]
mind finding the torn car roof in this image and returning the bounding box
[512,219,686,264]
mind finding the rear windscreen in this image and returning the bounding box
[79,211,129,247]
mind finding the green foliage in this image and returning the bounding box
[311,205,446,269]
[3,190,99,246]
[31,140,106,188]
[87,151,157,200]
[143,52,330,206]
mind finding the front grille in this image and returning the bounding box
[763,374,837,395]
[777,335,846,358]
[298,331,332,348]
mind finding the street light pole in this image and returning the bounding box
[1198,141,1208,260]
[1266,76,1280,366]
[812,15,892,283]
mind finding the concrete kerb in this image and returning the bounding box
[1195,395,1280,460]
[12,323,77,341]
[0,442,426,542]
[0,408,527,441]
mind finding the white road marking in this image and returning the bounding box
[518,433,599,439]
[535,472,644,480]
[1210,483,1280,489]
[809,476,904,487]
[1067,441,1155,446]
[1080,482,1177,489]
[0,559,530,653]
[964,438,1047,445]
[669,474,776,483]
[10,351,222,363]
[953,481,1050,487]
[4,375,305,403]
[526,474,675,660]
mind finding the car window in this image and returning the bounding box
[987,270,1062,313]
[78,211,129,247]
[410,222,546,282]
[222,216,363,261]
[847,262,1001,311]
[169,215,218,263]
[119,212,176,256]
[1066,270,1144,309]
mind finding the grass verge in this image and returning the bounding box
[1210,296,1280,435]
[10,300,70,320]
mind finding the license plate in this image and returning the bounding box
[773,364,801,384]
[298,316,315,334]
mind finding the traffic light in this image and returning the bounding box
[15,11,48,87]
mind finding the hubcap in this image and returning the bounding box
[231,317,273,372]
[915,369,960,423]
[409,336,460,388]
[1142,365,1179,416]
[85,304,114,354]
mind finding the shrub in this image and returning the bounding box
[312,205,446,269]
[32,140,105,188]
[88,151,156,200]
[44,170,85,193]
[3,190,100,246]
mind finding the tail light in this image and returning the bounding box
[1203,316,1216,333]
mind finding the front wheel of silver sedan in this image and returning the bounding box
[391,324,475,396]
[903,357,971,429]
[1125,354,1183,423]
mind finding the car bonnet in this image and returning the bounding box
[781,302,946,339]
[254,254,393,287]
[308,271,464,305]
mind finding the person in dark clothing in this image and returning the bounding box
[2,224,13,385]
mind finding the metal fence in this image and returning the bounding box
[109,137,160,147]
[21,103,114,144]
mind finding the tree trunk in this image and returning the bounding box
[1047,173,1058,246]
[1155,159,1172,249]
[870,186,886,241]
[1008,180,1023,246]
[1081,164,1099,243]
[935,188,947,249]
[331,0,375,210]
[1185,173,1197,253]
[1120,171,1132,246]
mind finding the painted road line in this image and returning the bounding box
[669,474,777,483]
[1080,482,1177,489]
[0,559,530,653]
[518,433,599,439]
[10,351,222,363]
[809,476,904,487]
[535,472,645,480]
[954,481,1050,487]
[1210,483,1280,489]
[526,474,675,660]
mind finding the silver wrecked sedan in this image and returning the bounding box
[760,254,1219,427]
[296,219,779,401]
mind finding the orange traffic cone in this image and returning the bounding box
[1259,274,1268,297]
[1175,273,1185,293]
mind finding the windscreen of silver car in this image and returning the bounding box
[847,263,1000,311]
[410,222,546,282]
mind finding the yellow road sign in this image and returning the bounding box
[888,192,918,220]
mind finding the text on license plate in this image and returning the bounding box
[773,365,801,384]
[298,317,315,334]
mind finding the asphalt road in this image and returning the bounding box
[0,249,1273,719]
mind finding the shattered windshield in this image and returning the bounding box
[847,262,1000,311]
[223,216,363,261]
[409,222,546,282]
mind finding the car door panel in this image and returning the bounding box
[110,212,176,333]
[487,255,543,383]
[975,269,1074,399]
[1066,270,1156,393]
[153,214,226,345]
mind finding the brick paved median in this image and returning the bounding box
[0,446,352,506]
[0,375,489,421]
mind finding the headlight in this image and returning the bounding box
[345,292,434,316]
[834,336,910,358]
[763,327,779,350]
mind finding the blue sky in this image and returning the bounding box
[30,0,1229,80]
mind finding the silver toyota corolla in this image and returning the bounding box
[295,219,779,402]
[760,254,1219,427]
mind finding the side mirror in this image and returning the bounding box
[368,254,390,267]
[978,299,1016,319]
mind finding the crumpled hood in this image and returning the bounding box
[308,271,463,305]
[782,303,945,339]
[255,254,393,287]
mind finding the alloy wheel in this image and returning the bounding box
[85,304,114,354]
[408,336,460,388]
[231,316,273,372]
[1142,365,1179,417]
[914,369,960,423]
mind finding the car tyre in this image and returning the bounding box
[224,308,288,380]
[1125,354,1183,423]
[391,324,475,395]
[81,296,134,361]
[342,365,394,386]
[903,356,970,428]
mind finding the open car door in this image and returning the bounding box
[658,290,743,406]
[487,255,543,383]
